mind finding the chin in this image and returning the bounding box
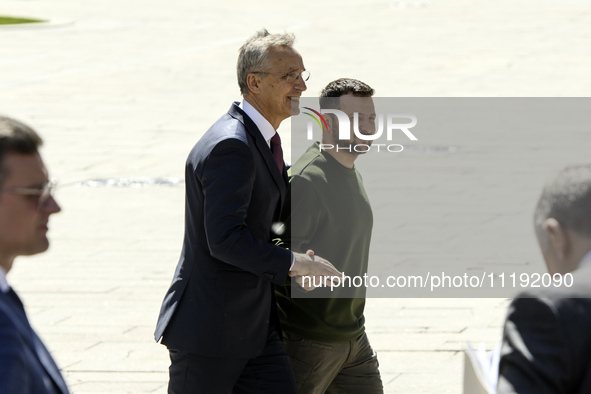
[31,239,50,255]
[290,100,301,116]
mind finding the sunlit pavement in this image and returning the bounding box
[2,1,590,392]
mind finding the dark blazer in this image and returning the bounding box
[0,290,69,394]
[154,103,292,359]
[497,264,591,394]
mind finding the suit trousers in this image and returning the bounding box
[167,326,297,394]
[283,331,383,394]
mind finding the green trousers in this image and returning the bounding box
[283,331,383,394]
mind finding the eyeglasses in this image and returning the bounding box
[253,70,310,83]
[0,180,56,209]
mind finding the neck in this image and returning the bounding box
[570,234,591,271]
[321,139,357,169]
[243,95,281,130]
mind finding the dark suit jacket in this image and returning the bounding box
[497,264,591,393]
[0,290,69,394]
[154,103,292,359]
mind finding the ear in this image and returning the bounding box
[543,218,570,261]
[323,114,335,134]
[246,73,262,95]
[323,114,331,133]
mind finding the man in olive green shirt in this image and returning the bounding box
[275,78,383,393]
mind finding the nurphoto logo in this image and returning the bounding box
[302,106,418,153]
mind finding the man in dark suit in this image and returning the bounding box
[497,164,591,393]
[0,116,69,393]
[154,29,341,393]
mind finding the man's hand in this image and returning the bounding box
[289,250,341,290]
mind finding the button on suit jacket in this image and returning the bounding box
[154,103,292,358]
[0,290,69,394]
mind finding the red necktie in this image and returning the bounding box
[271,132,284,173]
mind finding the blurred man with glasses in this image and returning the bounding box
[0,116,68,393]
[155,29,340,393]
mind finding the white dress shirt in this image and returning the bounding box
[0,265,10,294]
[239,100,277,147]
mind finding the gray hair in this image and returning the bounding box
[0,116,43,185]
[534,164,591,237]
[237,29,296,95]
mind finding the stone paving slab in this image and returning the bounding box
[2,0,591,392]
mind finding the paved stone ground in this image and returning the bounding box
[1,0,591,392]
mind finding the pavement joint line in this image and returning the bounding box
[84,342,102,351]
[54,316,72,325]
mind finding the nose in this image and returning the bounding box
[295,75,307,91]
[359,119,376,136]
[41,195,61,214]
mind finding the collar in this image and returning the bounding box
[0,265,9,293]
[240,99,277,147]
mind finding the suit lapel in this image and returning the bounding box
[228,104,287,202]
[0,291,69,394]
[31,330,70,394]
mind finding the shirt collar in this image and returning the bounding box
[0,265,9,293]
[240,99,277,147]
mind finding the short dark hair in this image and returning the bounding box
[534,164,591,237]
[319,78,375,110]
[0,116,43,184]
